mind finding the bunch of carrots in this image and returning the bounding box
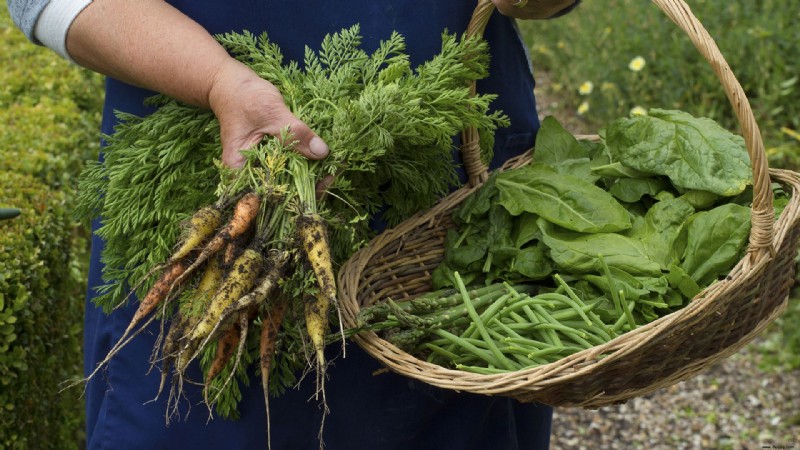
[81,137,339,425]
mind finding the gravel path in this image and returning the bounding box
[550,341,800,450]
[533,81,800,450]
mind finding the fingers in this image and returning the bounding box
[274,116,329,161]
[491,0,576,19]
[315,174,335,200]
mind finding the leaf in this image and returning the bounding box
[625,196,695,269]
[533,116,597,180]
[667,263,702,299]
[512,246,554,279]
[681,203,751,285]
[454,173,499,224]
[609,177,672,203]
[539,219,662,276]
[496,163,631,233]
[605,108,752,196]
[511,212,540,248]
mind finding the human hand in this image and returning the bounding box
[208,58,329,168]
[491,0,577,20]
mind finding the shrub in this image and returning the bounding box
[1,6,103,449]
[0,173,87,449]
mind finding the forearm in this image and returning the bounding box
[66,0,241,110]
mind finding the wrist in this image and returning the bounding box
[207,58,256,113]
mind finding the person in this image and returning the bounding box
[8,0,581,448]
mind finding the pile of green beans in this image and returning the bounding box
[356,272,638,374]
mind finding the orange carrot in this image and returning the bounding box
[259,298,287,450]
[173,191,261,289]
[205,318,242,385]
[83,258,190,384]
[259,299,287,398]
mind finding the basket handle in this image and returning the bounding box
[462,0,775,261]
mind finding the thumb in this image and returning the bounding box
[270,112,329,160]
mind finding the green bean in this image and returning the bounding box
[598,254,624,317]
[499,336,560,351]
[618,289,637,330]
[611,301,637,332]
[553,275,594,326]
[433,329,510,368]
[455,364,510,375]
[461,293,514,341]
[423,343,460,363]
[454,273,517,371]
[523,305,563,347]
[489,318,528,341]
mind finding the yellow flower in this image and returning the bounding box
[628,56,646,72]
[578,81,594,95]
[630,106,647,116]
[577,101,590,115]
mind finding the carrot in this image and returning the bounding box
[181,251,288,377]
[82,258,190,384]
[170,254,225,378]
[297,214,336,369]
[205,318,242,385]
[171,204,224,262]
[172,191,261,289]
[153,312,190,399]
[259,298,288,450]
[207,311,251,408]
[190,247,264,342]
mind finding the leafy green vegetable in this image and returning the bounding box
[495,163,632,233]
[605,108,752,196]
[680,203,751,285]
[539,219,663,277]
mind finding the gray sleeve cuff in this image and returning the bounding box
[6,0,51,42]
[32,0,93,64]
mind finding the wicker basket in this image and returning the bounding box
[337,0,800,408]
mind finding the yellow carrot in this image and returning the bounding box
[191,248,264,342]
[172,205,223,262]
[297,214,336,369]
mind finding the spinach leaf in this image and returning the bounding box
[511,212,540,248]
[681,203,751,286]
[539,219,662,276]
[496,163,631,233]
[455,172,499,224]
[625,196,695,269]
[534,116,597,181]
[512,246,554,280]
[605,109,751,196]
[609,177,672,203]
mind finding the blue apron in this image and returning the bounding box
[84,2,551,449]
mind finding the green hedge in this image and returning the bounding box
[0,174,86,450]
[1,7,103,449]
